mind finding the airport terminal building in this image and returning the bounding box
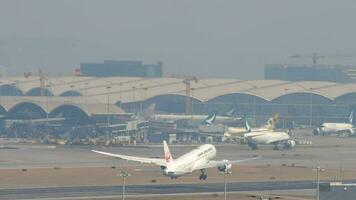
[0,76,356,126]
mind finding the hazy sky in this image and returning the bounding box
[1,0,356,79]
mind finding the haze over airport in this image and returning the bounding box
[2,1,356,200]
[1,0,356,78]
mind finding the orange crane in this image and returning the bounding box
[183,77,198,115]
[290,53,356,65]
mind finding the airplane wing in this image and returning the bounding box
[266,138,290,144]
[335,128,354,134]
[92,150,166,166]
[194,156,261,170]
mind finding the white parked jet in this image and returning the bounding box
[244,120,295,150]
[92,141,259,180]
[314,111,354,137]
[144,103,239,123]
[224,113,280,137]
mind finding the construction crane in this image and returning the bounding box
[183,76,198,115]
[38,68,46,97]
[290,53,356,65]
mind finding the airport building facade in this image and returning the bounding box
[0,76,356,142]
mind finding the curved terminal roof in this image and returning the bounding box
[0,96,124,116]
[1,76,356,103]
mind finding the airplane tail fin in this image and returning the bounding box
[265,112,279,130]
[203,112,217,125]
[223,103,237,117]
[163,140,174,164]
[349,110,353,124]
[245,120,252,132]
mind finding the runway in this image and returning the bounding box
[0,180,318,200]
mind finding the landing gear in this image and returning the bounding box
[170,176,178,179]
[199,169,208,180]
[199,174,207,180]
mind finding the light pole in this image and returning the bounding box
[190,88,195,126]
[132,86,136,114]
[139,84,143,115]
[13,80,19,97]
[0,81,3,104]
[221,170,231,200]
[70,85,75,102]
[118,171,131,200]
[46,84,51,126]
[309,91,313,127]
[142,87,148,114]
[253,97,256,124]
[84,82,88,107]
[313,166,325,200]
[106,86,111,140]
[119,83,123,104]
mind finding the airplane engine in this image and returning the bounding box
[218,160,232,172]
[161,166,167,175]
[313,128,321,135]
[284,139,296,149]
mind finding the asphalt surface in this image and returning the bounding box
[0,180,317,200]
[2,131,356,170]
[320,186,356,200]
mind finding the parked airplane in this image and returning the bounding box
[92,141,260,180]
[243,120,295,150]
[313,111,354,137]
[224,113,280,137]
[145,103,239,123]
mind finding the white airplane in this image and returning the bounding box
[314,111,354,137]
[145,103,239,123]
[224,113,280,137]
[92,141,260,180]
[243,120,295,150]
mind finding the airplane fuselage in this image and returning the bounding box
[318,123,353,133]
[244,131,290,145]
[164,144,216,177]
[154,114,233,122]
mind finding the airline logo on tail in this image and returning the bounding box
[203,112,217,125]
[349,110,354,124]
[266,112,279,130]
[165,152,172,163]
[163,140,173,164]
